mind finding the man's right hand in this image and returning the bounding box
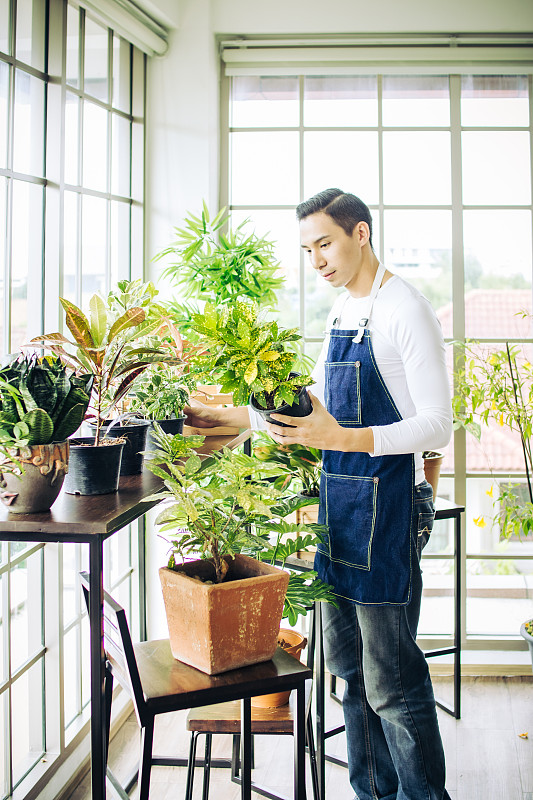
[183,400,225,428]
[182,399,251,430]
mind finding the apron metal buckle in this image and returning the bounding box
[352,318,368,344]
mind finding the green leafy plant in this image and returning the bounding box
[144,428,336,621]
[130,369,192,420]
[453,328,533,538]
[0,355,92,470]
[254,432,322,497]
[30,294,178,446]
[154,202,284,310]
[190,301,314,409]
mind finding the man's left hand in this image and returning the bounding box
[266,392,345,450]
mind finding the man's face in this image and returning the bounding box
[299,211,366,295]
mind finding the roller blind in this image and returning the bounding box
[74,0,169,55]
[220,34,533,76]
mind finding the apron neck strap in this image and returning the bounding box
[352,263,386,342]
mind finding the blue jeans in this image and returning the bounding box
[322,480,451,800]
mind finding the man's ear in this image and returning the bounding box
[355,221,370,246]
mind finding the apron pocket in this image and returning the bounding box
[325,361,361,425]
[322,472,378,570]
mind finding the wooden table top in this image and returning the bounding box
[0,429,251,541]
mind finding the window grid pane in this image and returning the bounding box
[227,71,533,654]
[0,0,145,793]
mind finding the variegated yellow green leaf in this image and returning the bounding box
[60,298,95,349]
[89,294,107,347]
[244,361,258,384]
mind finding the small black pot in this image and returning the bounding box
[64,437,125,495]
[146,415,186,451]
[93,420,150,475]
[250,384,312,428]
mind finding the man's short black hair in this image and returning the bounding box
[296,188,373,249]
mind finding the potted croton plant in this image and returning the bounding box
[144,427,335,675]
[31,293,176,494]
[190,301,315,427]
[0,355,92,512]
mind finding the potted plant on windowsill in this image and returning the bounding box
[453,327,533,671]
[144,427,335,675]
[190,301,315,427]
[30,293,177,494]
[0,355,92,512]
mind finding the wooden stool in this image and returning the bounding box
[79,572,312,800]
[185,683,319,800]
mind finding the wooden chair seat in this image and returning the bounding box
[185,680,319,800]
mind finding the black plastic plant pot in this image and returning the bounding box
[250,384,313,428]
[63,437,125,495]
[94,420,151,475]
[146,415,186,451]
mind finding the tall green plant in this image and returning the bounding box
[154,202,284,309]
[31,295,178,445]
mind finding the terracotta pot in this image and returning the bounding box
[251,628,307,708]
[423,451,444,501]
[159,554,289,675]
[0,440,69,513]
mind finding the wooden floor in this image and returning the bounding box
[67,676,533,800]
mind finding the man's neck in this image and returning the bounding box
[346,252,381,298]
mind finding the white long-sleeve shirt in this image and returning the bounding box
[249,273,453,485]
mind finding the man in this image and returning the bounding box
[184,188,453,800]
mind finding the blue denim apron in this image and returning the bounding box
[315,264,414,605]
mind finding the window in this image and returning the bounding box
[0,0,146,794]
[222,54,533,656]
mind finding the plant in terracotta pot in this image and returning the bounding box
[144,427,334,675]
[189,301,315,426]
[453,329,533,669]
[154,203,285,339]
[0,354,92,512]
[30,293,177,493]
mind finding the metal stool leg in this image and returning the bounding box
[185,731,200,800]
[202,733,213,800]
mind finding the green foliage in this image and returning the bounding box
[190,301,314,409]
[130,369,193,420]
[144,429,336,619]
[154,202,284,310]
[30,290,179,445]
[453,325,533,539]
[0,355,92,466]
[254,432,322,497]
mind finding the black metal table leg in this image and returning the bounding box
[241,697,252,800]
[294,684,307,800]
[314,603,326,800]
[89,539,106,800]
